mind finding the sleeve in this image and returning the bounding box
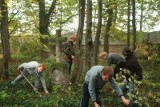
[88,76,97,102]
[109,77,123,97]
[39,72,47,91]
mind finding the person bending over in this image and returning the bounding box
[80,65,130,107]
[11,61,49,94]
[100,52,125,78]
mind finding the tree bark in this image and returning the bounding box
[93,0,102,65]
[85,0,93,71]
[127,0,131,47]
[0,0,10,80]
[104,6,113,53]
[71,0,85,84]
[38,0,56,59]
[132,0,136,50]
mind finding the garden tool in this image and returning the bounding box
[19,70,42,97]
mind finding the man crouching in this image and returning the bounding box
[11,61,49,94]
[80,65,129,107]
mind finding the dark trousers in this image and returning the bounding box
[65,60,72,75]
[80,82,101,107]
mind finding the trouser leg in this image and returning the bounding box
[80,82,102,107]
[121,78,128,94]
[65,61,72,75]
[11,68,29,85]
[80,83,90,107]
[128,81,134,99]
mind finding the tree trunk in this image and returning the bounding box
[71,0,85,84]
[132,0,136,50]
[104,7,113,53]
[0,0,10,80]
[127,0,131,47]
[93,0,102,65]
[85,0,93,71]
[38,0,56,59]
[112,1,117,23]
[56,29,62,62]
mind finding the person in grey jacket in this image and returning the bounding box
[100,52,125,78]
[80,65,130,107]
[11,61,49,94]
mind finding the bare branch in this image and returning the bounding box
[60,14,78,25]
[8,8,20,24]
[47,0,57,17]
[9,23,19,36]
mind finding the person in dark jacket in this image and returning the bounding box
[62,35,77,75]
[122,47,143,81]
[121,47,143,106]
[80,65,130,107]
[100,52,125,79]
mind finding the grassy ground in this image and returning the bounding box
[0,55,160,106]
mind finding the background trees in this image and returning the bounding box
[0,0,10,80]
[0,0,160,82]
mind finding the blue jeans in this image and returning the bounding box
[121,78,139,107]
[80,82,101,107]
[121,78,134,98]
[65,61,72,75]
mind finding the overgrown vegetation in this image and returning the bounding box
[0,51,160,106]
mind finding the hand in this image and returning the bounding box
[121,96,130,106]
[93,102,100,107]
[45,90,49,94]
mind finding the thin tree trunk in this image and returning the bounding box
[93,9,97,35]
[127,0,131,47]
[112,1,117,23]
[71,0,85,84]
[104,7,113,53]
[0,0,10,80]
[85,0,93,71]
[93,0,102,65]
[56,29,61,62]
[132,0,136,50]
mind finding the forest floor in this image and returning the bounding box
[0,59,160,107]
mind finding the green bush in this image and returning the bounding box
[19,40,43,59]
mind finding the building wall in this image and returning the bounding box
[144,31,160,43]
